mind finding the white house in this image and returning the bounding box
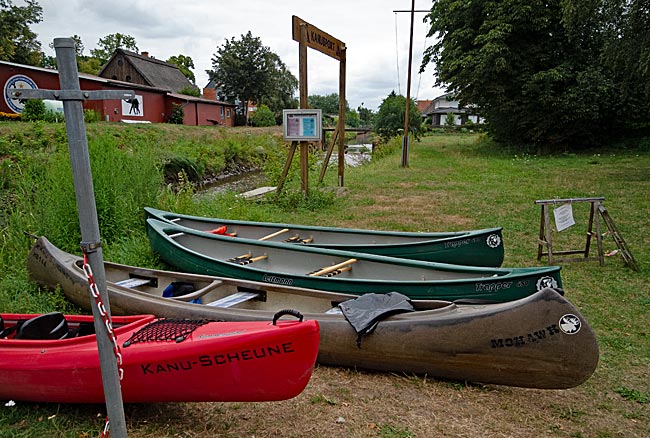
[421,93,482,127]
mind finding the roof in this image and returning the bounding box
[0,60,169,93]
[99,49,195,93]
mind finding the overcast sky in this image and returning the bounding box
[32,0,446,111]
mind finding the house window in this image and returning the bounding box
[117,59,123,66]
[125,75,132,82]
[220,106,224,118]
[226,109,231,118]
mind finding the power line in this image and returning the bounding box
[394,12,401,94]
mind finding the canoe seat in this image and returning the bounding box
[115,278,153,288]
[206,292,260,308]
[15,312,69,340]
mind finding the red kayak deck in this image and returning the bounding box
[0,313,319,403]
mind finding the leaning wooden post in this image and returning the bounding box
[12,37,131,437]
[401,0,416,168]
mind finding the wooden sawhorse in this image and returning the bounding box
[536,197,605,266]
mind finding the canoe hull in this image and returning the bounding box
[146,218,562,303]
[145,207,505,267]
[0,312,319,403]
[27,237,598,389]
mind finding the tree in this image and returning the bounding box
[308,93,349,115]
[258,52,298,122]
[90,33,138,65]
[42,34,85,70]
[421,0,634,150]
[374,91,421,139]
[357,103,375,127]
[208,31,297,123]
[167,54,196,84]
[0,0,42,65]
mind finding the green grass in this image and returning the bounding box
[1,123,649,437]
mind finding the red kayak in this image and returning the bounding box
[0,311,319,403]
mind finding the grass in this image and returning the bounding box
[1,122,649,437]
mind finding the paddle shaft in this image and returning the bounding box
[309,258,357,276]
[258,228,290,241]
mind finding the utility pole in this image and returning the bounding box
[11,37,133,437]
[394,5,430,168]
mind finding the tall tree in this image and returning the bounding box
[167,54,196,84]
[259,52,298,122]
[422,0,631,150]
[90,33,138,65]
[374,91,421,140]
[208,31,297,123]
[308,93,349,115]
[0,0,42,65]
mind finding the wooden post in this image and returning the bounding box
[401,0,416,168]
[299,23,309,196]
[338,47,347,186]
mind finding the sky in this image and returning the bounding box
[31,0,446,111]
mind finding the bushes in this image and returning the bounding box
[249,104,276,127]
[21,100,46,122]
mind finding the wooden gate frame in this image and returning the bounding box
[277,16,347,196]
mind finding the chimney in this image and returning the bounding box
[141,51,149,57]
[203,88,217,100]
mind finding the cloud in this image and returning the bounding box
[33,0,445,111]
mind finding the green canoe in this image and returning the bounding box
[144,207,505,267]
[146,218,562,302]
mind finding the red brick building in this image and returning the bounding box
[1,54,235,126]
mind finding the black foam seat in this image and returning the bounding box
[15,312,69,340]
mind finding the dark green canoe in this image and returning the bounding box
[144,207,505,267]
[146,219,562,302]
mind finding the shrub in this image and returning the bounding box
[179,85,200,97]
[169,103,184,124]
[83,109,100,123]
[249,104,276,127]
[21,100,47,122]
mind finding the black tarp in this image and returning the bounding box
[338,292,415,348]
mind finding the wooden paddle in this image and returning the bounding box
[258,228,290,241]
[309,258,357,276]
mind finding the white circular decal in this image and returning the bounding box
[486,234,502,248]
[559,314,581,335]
[4,74,38,113]
[536,276,558,291]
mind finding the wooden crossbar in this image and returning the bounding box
[309,258,357,276]
[227,253,268,265]
[258,228,290,241]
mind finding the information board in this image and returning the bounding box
[283,109,322,141]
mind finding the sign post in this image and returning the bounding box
[11,38,133,438]
[279,16,346,195]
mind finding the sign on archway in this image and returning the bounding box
[277,16,346,196]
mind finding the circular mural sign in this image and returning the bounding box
[4,74,38,113]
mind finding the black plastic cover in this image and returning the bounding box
[338,292,415,348]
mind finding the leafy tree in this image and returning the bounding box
[422,0,649,150]
[308,93,349,115]
[258,52,298,122]
[249,104,276,127]
[42,34,86,70]
[90,33,138,65]
[167,54,196,84]
[179,85,200,97]
[357,104,375,127]
[346,110,360,128]
[374,91,421,140]
[208,31,297,123]
[0,0,42,65]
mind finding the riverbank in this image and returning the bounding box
[1,124,648,437]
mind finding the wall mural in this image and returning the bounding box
[122,95,143,116]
